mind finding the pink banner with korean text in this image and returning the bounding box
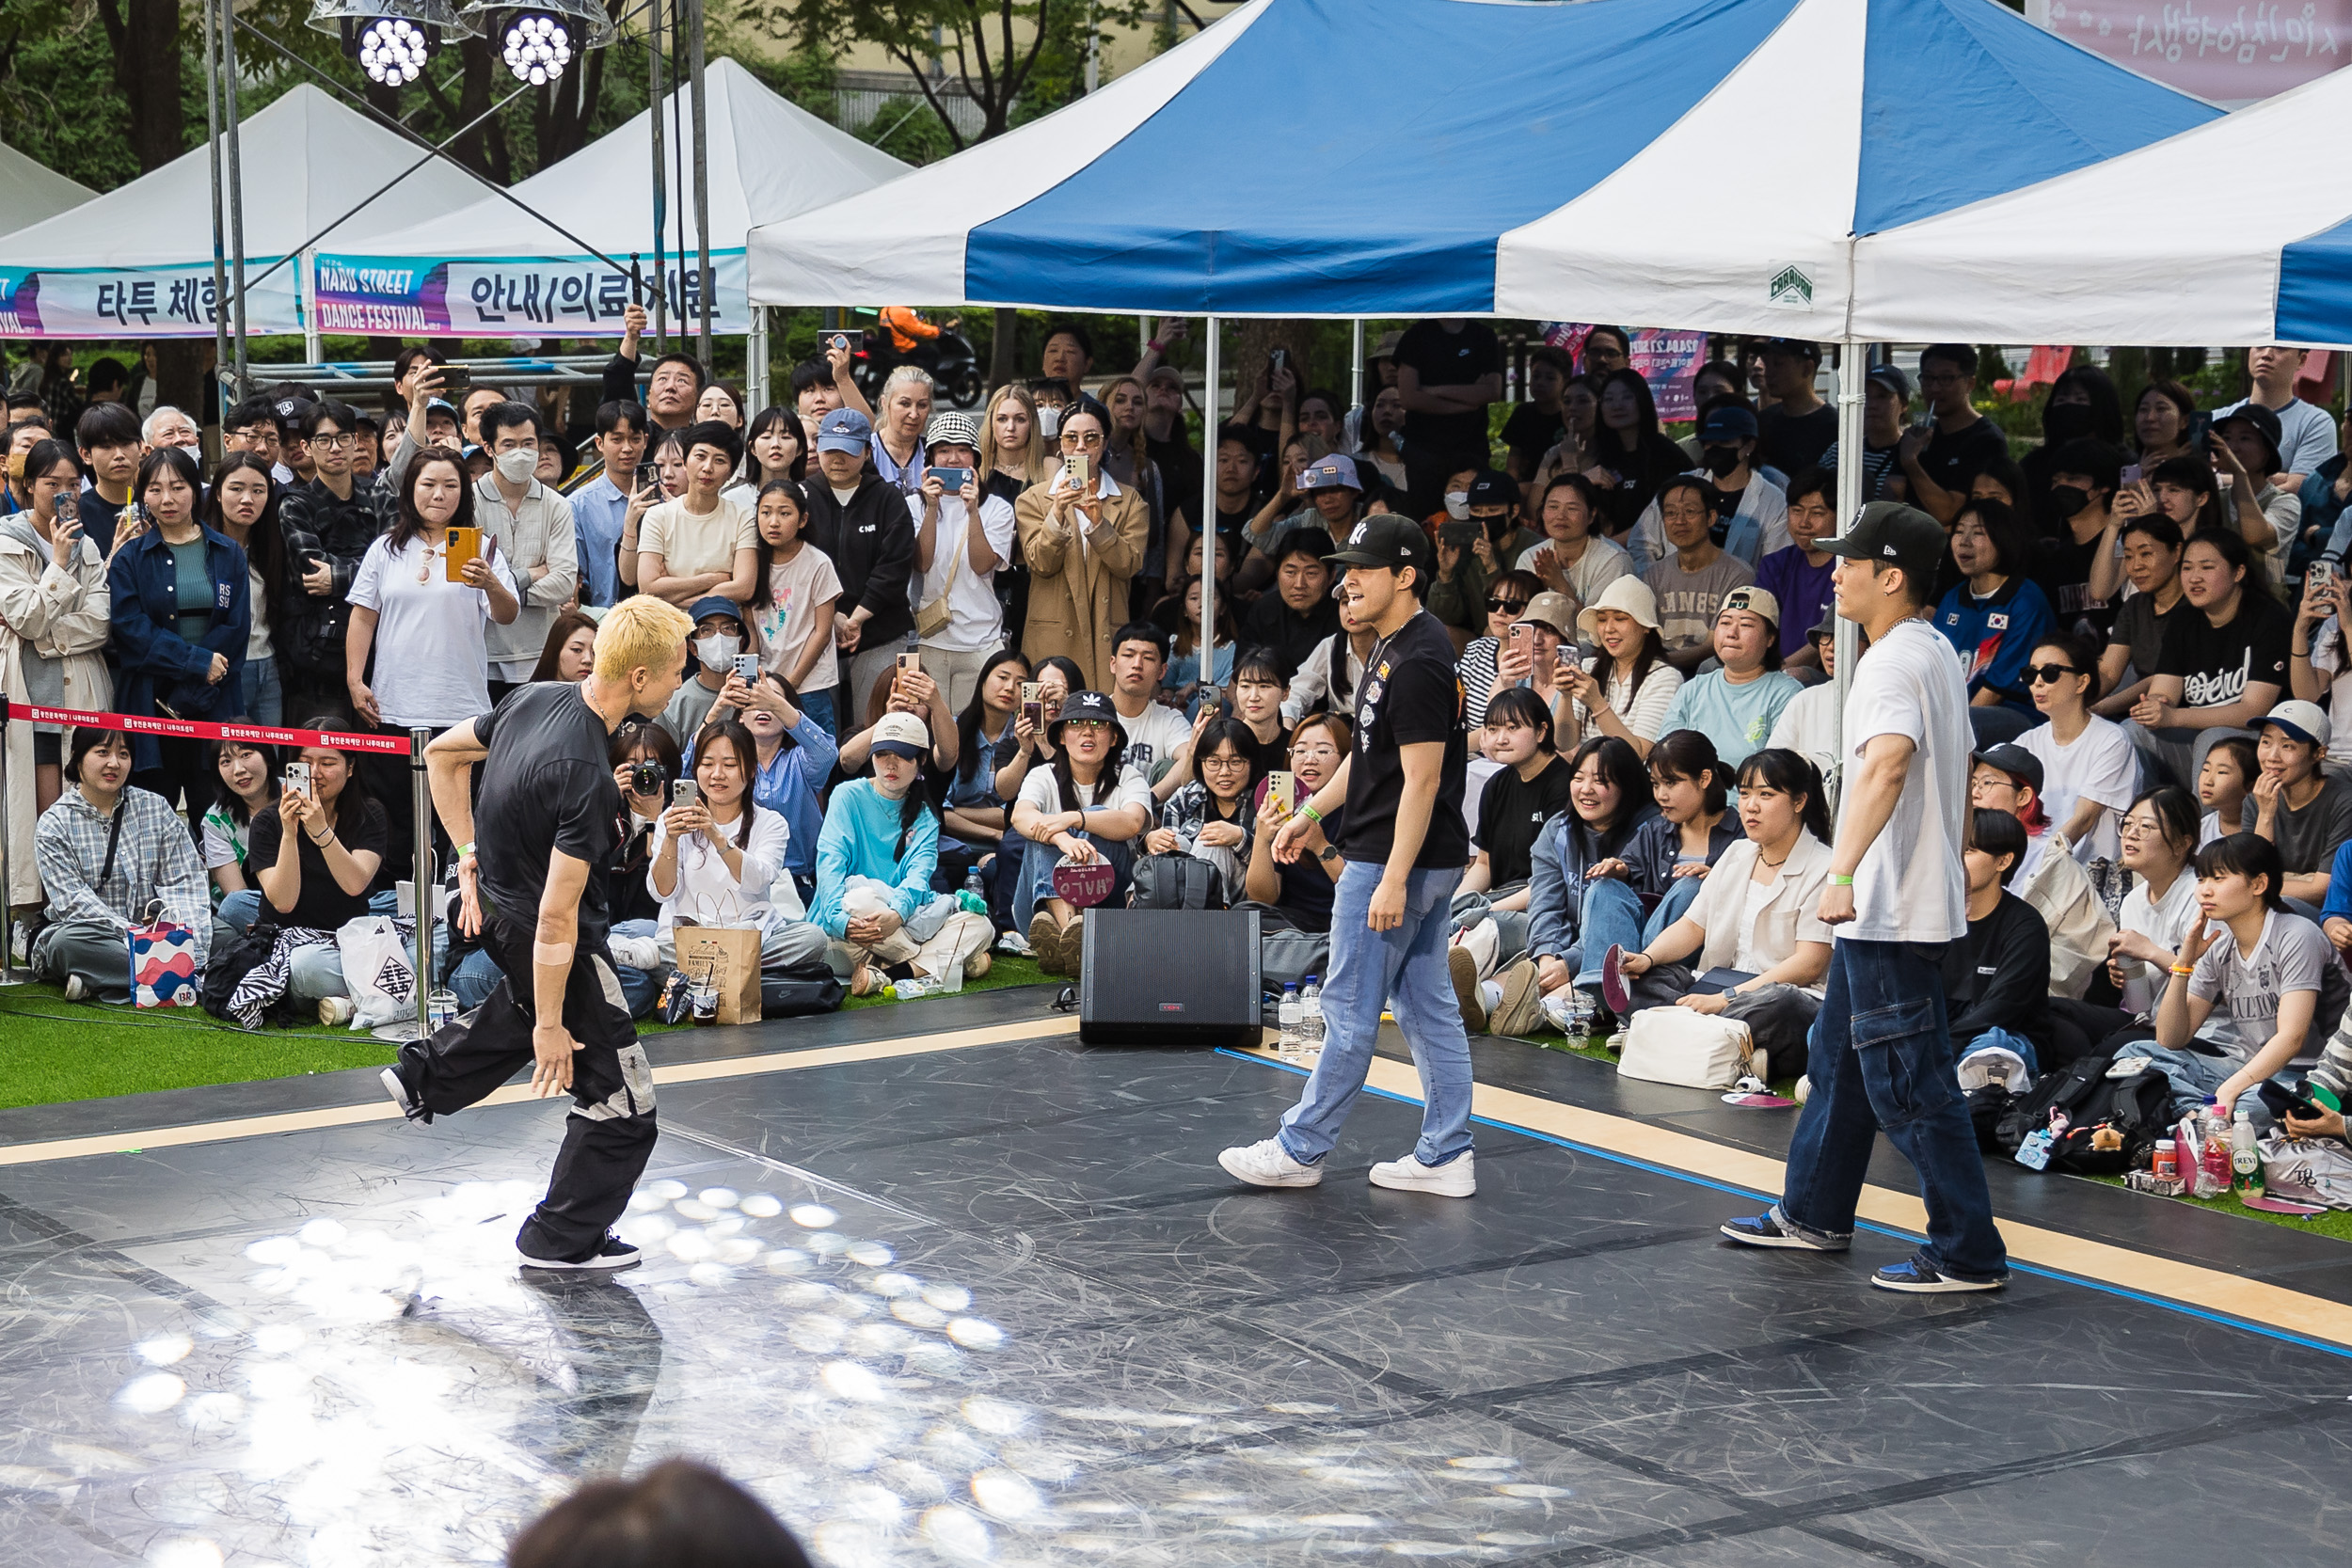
[2026,0,2349,105]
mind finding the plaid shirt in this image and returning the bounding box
[35,785,212,963]
[1157,780,1254,859]
[277,477,393,672]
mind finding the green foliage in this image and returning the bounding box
[854,96,961,164]
[0,0,148,189]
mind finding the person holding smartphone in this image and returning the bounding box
[1014,398,1149,692]
[0,435,113,911]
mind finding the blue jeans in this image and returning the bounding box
[2133,1039,2302,1131]
[1574,877,1704,989]
[215,888,263,935]
[240,656,282,724]
[1022,832,1136,910]
[1277,862,1473,1169]
[799,687,836,738]
[1776,938,2008,1280]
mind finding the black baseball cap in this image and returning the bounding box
[1465,470,1518,511]
[1325,515,1434,575]
[1971,742,2044,796]
[1822,499,1944,592]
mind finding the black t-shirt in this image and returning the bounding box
[1474,754,1576,887]
[246,795,389,931]
[1237,721,1290,782]
[1756,403,1837,477]
[473,682,624,945]
[1500,403,1565,475]
[1148,431,1201,531]
[1917,416,2010,499]
[1338,610,1470,869]
[74,488,123,555]
[1244,591,1342,681]
[1392,320,1502,459]
[2157,590,2292,711]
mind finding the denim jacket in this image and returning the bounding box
[108,525,248,773]
[1525,800,1661,962]
[1616,814,1745,902]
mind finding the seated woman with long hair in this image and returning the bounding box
[1010,691,1153,974]
[943,648,1029,937]
[1602,748,1836,1066]
[32,727,209,1003]
[1146,716,1262,901]
[203,737,280,938]
[1570,729,1743,1001]
[222,726,394,1026]
[1243,711,1350,934]
[1502,735,1656,1037]
[813,712,992,997]
[642,717,828,979]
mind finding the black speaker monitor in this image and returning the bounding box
[1078,907,1262,1048]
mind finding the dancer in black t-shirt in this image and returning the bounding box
[381,596,694,1271]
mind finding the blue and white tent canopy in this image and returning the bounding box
[1855,61,2352,346]
[749,0,2216,337]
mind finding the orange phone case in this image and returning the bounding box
[444,527,481,582]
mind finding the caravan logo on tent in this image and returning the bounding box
[1768,264,1814,309]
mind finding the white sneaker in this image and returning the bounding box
[608,935,661,971]
[995,927,1034,957]
[1369,1150,1476,1197]
[891,974,949,1000]
[1217,1137,1323,1188]
[63,974,86,1002]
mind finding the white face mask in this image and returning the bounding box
[1443,491,1471,520]
[1037,406,1062,440]
[694,634,740,667]
[494,447,538,484]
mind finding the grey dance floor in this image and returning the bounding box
[3,987,2350,1566]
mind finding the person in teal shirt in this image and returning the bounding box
[1656,586,1803,770]
[813,711,990,997]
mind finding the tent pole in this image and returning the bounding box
[203,0,231,432]
[300,250,321,365]
[1831,335,1865,808]
[648,0,667,353]
[1202,315,1220,702]
[222,0,249,398]
[747,306,769,411]
[687,0,712,374]
[1350,318,1365,411]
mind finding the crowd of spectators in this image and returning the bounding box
[8,319,2352,1153]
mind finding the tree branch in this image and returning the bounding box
[884,38,969,152]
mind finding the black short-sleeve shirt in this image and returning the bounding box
[2157,591,2292,710]
[1917,417,2010,500]
[1338,610,1470,869]
[1474,754,1576,887]
[1393,320,1502,459]
[1500,403,1565,475]
[246,795,389,931]
[473,682,624,944]
[1756,403,1838,478]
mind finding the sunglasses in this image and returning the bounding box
[2026,663,2084,684]
[1486,597,1530,613]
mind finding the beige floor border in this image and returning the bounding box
[4,1013,2346,1351]
[1327,1050,2352,1353]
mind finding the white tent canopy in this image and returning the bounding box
[0,84,489,338]
[313,57,909,339]
[0,138,92,239]
[1854,63,2352,346]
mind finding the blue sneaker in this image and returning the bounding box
[1720,1212,1844,1252]
[1871,1252,2006,1293]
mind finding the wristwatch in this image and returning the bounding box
[1317,845,1341,863]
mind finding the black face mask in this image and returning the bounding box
[1700,446,1743,480]
[2042,402,2095,445]
[2048,483,2092,520]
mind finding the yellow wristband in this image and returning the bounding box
[1300,804,1324,824]
[1830,874,1854,887]
[2170,964,2196,975]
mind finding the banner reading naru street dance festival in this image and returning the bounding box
[311,250,752,337]
[0,261,306,338]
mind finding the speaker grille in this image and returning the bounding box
[1079,908,1262,1047]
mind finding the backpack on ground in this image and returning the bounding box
[1994,1053,2173,1175]
[759,958,845,1018]
[1128,852,1225,911]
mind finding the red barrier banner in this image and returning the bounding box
[5,702,413,756]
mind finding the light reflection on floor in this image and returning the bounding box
[72,1164,1598,1567]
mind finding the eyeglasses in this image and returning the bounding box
[308,433,353,451]
[2119,817,2161,840]
[1486,597,1529,614]
[1061,431,1104,448]
[2026,663,2083,684]
[1290,742,1340,761]
[1200,753,1250,769]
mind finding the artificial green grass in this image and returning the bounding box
[0,954,1057,1116]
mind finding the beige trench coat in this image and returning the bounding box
[0,518,113,905]
[1013,473,1149,692]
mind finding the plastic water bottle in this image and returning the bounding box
[2200,1101,2233,1196]
[2231,1111,2265,1198]
[1278,983,1303,1057]
[960,868,988,916]
[1300,975,1324,1053]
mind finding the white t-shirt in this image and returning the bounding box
[1110,697,1192,778]
[642,493,756,579]
[1767,680,1839,778]
[2116,867,2198,1013]
[749,544,843,695]
[1843,617,1970,942]
[2187,908,2340,1065]
[1016,760,1153,842]
[648,804,796,930]
[2016,716,2137,865]
[347,533,517,728]
[2199,808,2229,847]
[910,494,1016,652]
[1730,877,1775,977]
[1516,534,1633,606]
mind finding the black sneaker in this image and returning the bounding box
[1721,1212,1846,1252]
[379,1059,432,1125]
[1871,1253,2006,1293]
[518,1232,643,1273]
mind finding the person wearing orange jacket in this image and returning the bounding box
[880,307,958,369]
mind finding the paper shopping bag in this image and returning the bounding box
[128,921,199,1008]
[675,924,764,1023]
